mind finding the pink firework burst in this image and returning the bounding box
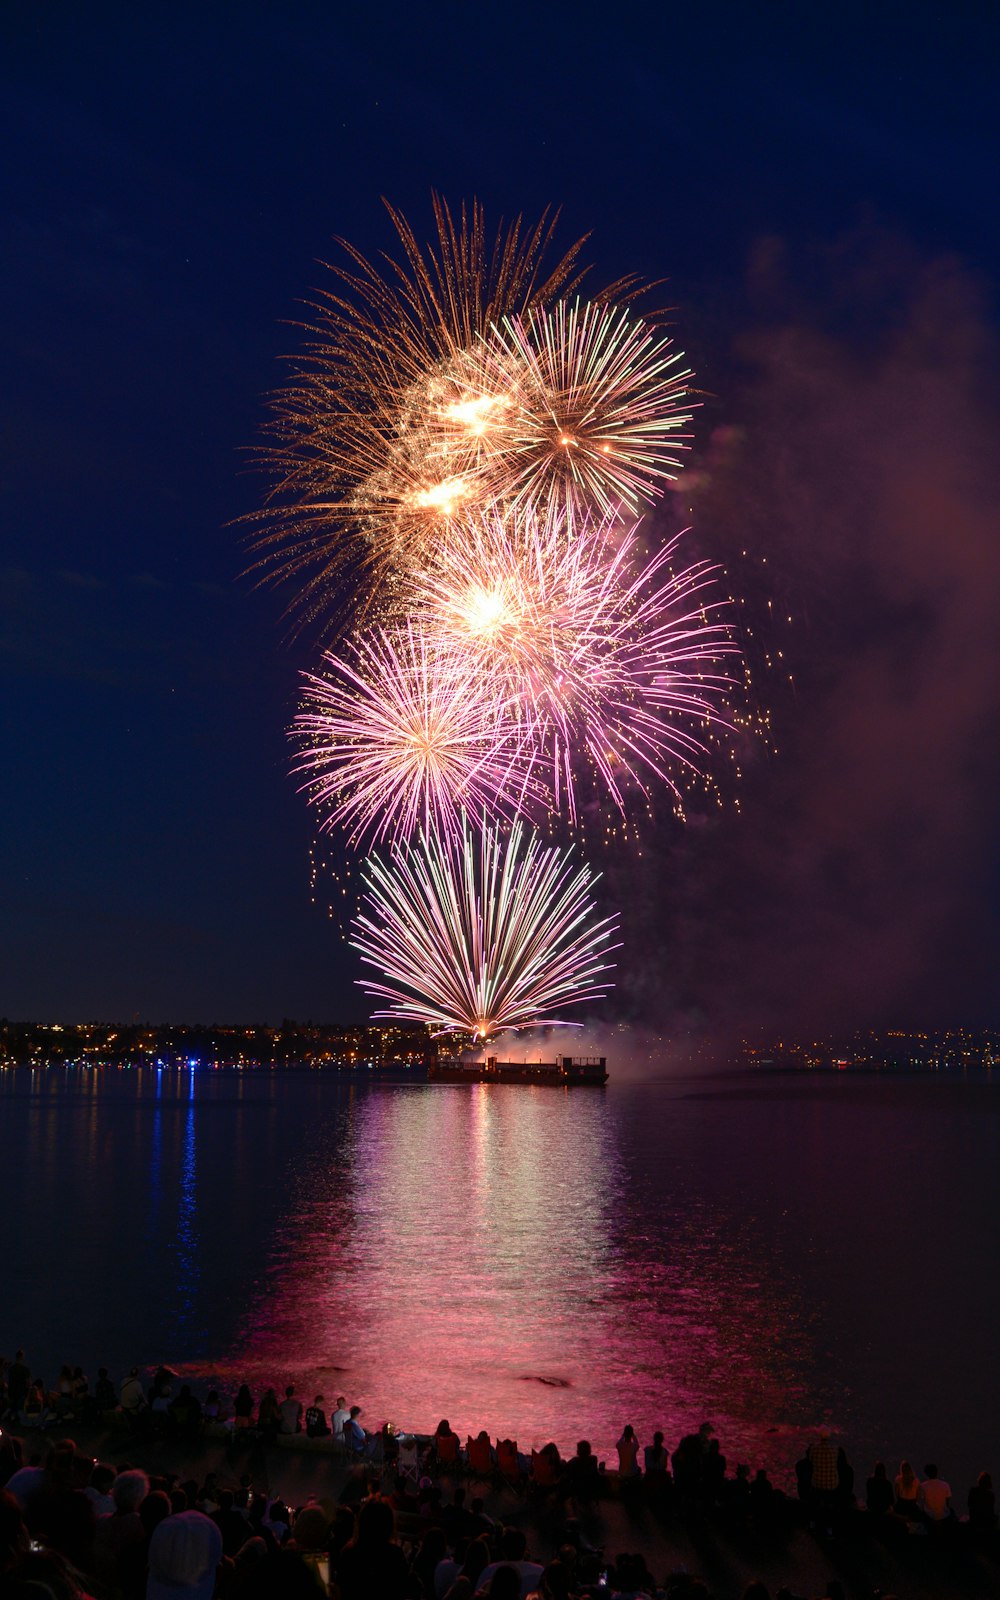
[291,622,540,847]
[407,506,739,822]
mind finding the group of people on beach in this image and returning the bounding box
[2,1350,999,1599]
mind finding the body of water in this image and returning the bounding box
[3,1064,999,1490]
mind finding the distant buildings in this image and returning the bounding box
[739,1027,999,1072]
[0,1017,434,1069]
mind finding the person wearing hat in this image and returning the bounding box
[146,1509,222,1600]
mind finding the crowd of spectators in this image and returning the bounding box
[2,1351,998,1599]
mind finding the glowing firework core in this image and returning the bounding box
[455,582,513,637]
[440,393,511,437]
[410,476,471,515]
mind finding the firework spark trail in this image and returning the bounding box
[407,506,738,820]
[291,622,542,847]
[351,817,620,1038]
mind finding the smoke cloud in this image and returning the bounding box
[621,231,1000,1041]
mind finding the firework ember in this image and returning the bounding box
[351,817,620,1038]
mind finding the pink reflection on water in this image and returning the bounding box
[235,1085,816,1470]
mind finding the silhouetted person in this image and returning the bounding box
[866,1461,894,1517]
[968,1470,997,1535]
[806,1429,839,1533]
[5,1353,30,1421]
[334,1497,409,1600]
[305,1394,330,1437]
[918,1462,953,1527]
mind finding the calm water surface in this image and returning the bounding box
[3,1065,1000,1487]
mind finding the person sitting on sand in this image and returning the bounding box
[119,1369,144,1414]
[203,1388,226,1425]
[233,1383,254,1429]
[433,1419,461,1468]
[865,1461,894,1517]
[333,1496,409,1600]
[918,1462,953,1525]
[477,1527,544,1599]
[345,1404,374,1456]
[530,1442,563,1490]
[4,1438,77,1514]
[481,1567,522,1600]
[93,1467,150,1585]
[609,1551,657,1598]
[562,1440,600,1502]
[968,1470,997,1533]
[169,1384,202,1436]
[893,1459,920,1518]
[305,1394,330,1437]
[147,1509,223,1600]
[466,1431,494,1475]
[52,1365,75,1419]
[257,1387,281,1440]
[331,1395,350,1441]
[83,1463,116,1518]
[94,1367,116,1415]
[19,1379,51,1430]
[616,1425,640,1478]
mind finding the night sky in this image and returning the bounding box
[3,3,999,1032]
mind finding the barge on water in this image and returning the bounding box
[428,1054,608,1086]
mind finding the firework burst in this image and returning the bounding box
[351,816,620,1038]
[474,299,693,518]
[254,198,753,1044]
[407,507,737,821]
[247,197,646,636]
[291,622,539,847]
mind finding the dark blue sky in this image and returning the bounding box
[3,2,999,1028]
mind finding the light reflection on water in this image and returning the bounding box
[174,1067,201,1340]
[6,1066,1000,1485]
[235,1083,814,1464]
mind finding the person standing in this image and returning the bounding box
[279,1385,302,1434]
[5,1351,30,1421]
[806,1428,840,1533]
